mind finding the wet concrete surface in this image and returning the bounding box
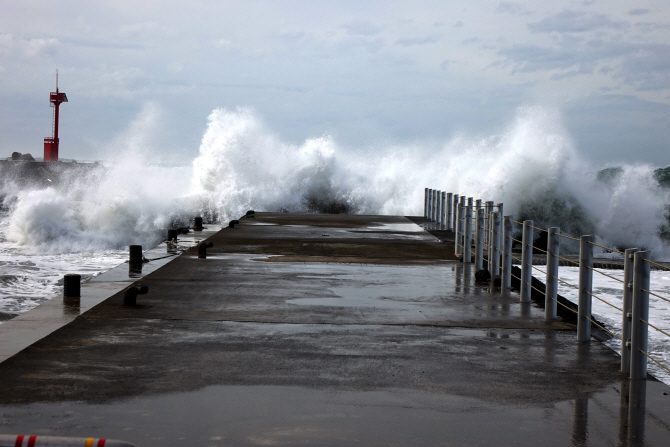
[0,213,669,446]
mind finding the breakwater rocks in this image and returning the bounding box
[0,159,103,189]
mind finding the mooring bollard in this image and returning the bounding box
[630,250,650,379]
[129,245,143,263]
[545,227,560,320]
[228,219,240,228]
[63,274,81,299]
[520,220,533,302]
[577,234,594,342]
[167,229,178,242]
[464,198,473,263]
[424,188,429,218]
[502,216,513,290]
[198,241,214,258]
[123,284,148,306]
[622,247,641,373]
[475,208,484,271]
[193,216,203,231]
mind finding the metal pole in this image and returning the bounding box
[454,196,462,255]
[492,212,501,277]
[441,191,447,228]
[424,188,428,218]
[520,220,533,302]
[446,193,453,229]
[435,190,440,224]
[622,247,640,374]
[545,227,560,320]
[452,194,459,233]
[433,190,439,221]
[458,196,466,254]
[464,198,473,263]
[475,208,484,271]
[630,250,650,380]
[577,235,594,342]
[484,201,493,249]
[427,189,432,220]
[502,216,512,290]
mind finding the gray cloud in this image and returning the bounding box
[628,9,650,16]
[495,2,523,15]
[342,21,382,36]
[499,36,670,91]
[528,10,626,33]
[395,35,440,46]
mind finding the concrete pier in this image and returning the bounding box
[0,213,669,446]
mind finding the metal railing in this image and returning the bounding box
[423,188,670,382]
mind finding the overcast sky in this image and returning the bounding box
[1,0,670,165]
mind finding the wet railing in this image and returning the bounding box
[423,188,670,383]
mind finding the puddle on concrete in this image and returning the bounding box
[0,383,666,447]
[359,222,426,233]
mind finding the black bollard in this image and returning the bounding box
[167,229,178,242]
[198,241,214,258]
[193,217,203,231]
[129,245,143,262]
[228,219,240,228]
[245,210,255,218]
[123,284,149,306]
[63,274,81,298]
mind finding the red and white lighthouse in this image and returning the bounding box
[43,72,68,162]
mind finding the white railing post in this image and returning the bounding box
[458,196,466,253]
[440,191,447,228]
[520,220,533,302]
[427,188,432,220]
[475,208,484,271]
[464,197,473,263]
[502,216,513,290]
[630,250,650,379]
[424,188,429,218]
[453,194,459,233]
[492,212,502,278]
[484,201,493,250]
[577,235,594,342]
[454,196,462,255]
[622,247,640,374]
[545,227,560,320]
[446,193,453,229]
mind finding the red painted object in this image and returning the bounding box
[43,73,68,162]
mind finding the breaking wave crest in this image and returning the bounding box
[2,105,670,258]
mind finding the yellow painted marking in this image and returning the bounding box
[85,438,94,447]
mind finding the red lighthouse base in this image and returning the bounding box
[44,137,58,162]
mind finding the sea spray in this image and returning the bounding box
[1,104,670,258]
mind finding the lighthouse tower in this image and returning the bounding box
[43,72,68,162]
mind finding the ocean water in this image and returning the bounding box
[1,105,670,381]
[556,266,670,385]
